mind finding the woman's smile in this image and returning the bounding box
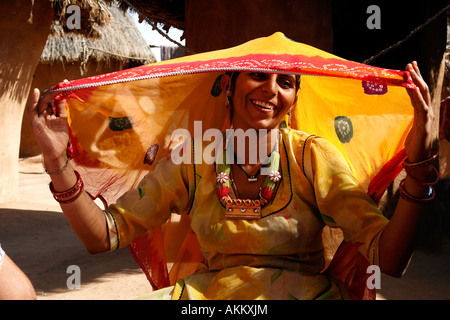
[250,99,277,111]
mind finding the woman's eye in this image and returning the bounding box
[250,73,267,80]
[279,78,294,88]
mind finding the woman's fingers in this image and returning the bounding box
[407,62,431,107]
[36,88,61,115]
[406,66,429,120]
[412,61,422,77]
[406,85,427,114]
[27,88,41,117]
[28,86,68,120]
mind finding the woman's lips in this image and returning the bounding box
[250,99,277,111]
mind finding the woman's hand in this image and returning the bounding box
[404,61,435,163]
[28,84,110,254]
[28,85,70,171]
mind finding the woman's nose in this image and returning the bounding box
[262,76,277,96]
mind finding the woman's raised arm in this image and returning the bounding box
[378,61,437,277]
[28,87,110,254]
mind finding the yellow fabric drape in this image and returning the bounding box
[51,32,415,296]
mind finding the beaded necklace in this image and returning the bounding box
[215,135,282,220]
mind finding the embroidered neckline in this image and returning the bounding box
[215,132,281,220]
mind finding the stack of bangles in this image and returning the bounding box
[400,151,439,204]
[49,171,84,204]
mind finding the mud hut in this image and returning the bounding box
[0,0,140,202]
[20,4,156,157]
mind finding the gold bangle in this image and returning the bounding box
[44,156,69,175]
[403,152,438,169]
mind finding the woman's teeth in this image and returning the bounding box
[252,99,276,110]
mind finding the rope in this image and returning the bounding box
[86,46,152,61]
[121,0,196,55]
[363,4,450,64]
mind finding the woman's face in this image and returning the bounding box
[226,72,298,131]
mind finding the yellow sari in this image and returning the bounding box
[52,32,414,299]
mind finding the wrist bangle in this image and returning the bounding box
[403,151,438,169]
[398,178,435,204]
[44,156,69,175]
[49,170,84,203]
[55,186,84,204]
[405,165,440,186]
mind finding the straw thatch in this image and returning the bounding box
[52,0,185,36]
[42,3,156,72]
[117,0,185,31]
[52,0,113,38]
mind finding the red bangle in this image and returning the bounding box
[49,171,84,203]
[398,178,435,204]
[55,187,84,204]
[405,165,440,186]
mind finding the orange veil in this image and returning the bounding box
[51,33,415,299]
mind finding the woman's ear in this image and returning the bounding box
[220,74,232,96]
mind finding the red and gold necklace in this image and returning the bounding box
[215,137,281,220]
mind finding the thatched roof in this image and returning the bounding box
[42,3,156,71]
[53,0,185,35]
[53,0,113,38]
[117,0,185,31]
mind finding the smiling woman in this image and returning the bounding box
[222,72,299,134]
[216,72,299,203]
[27,33,436,300]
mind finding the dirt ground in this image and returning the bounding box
[0,156,448,300]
